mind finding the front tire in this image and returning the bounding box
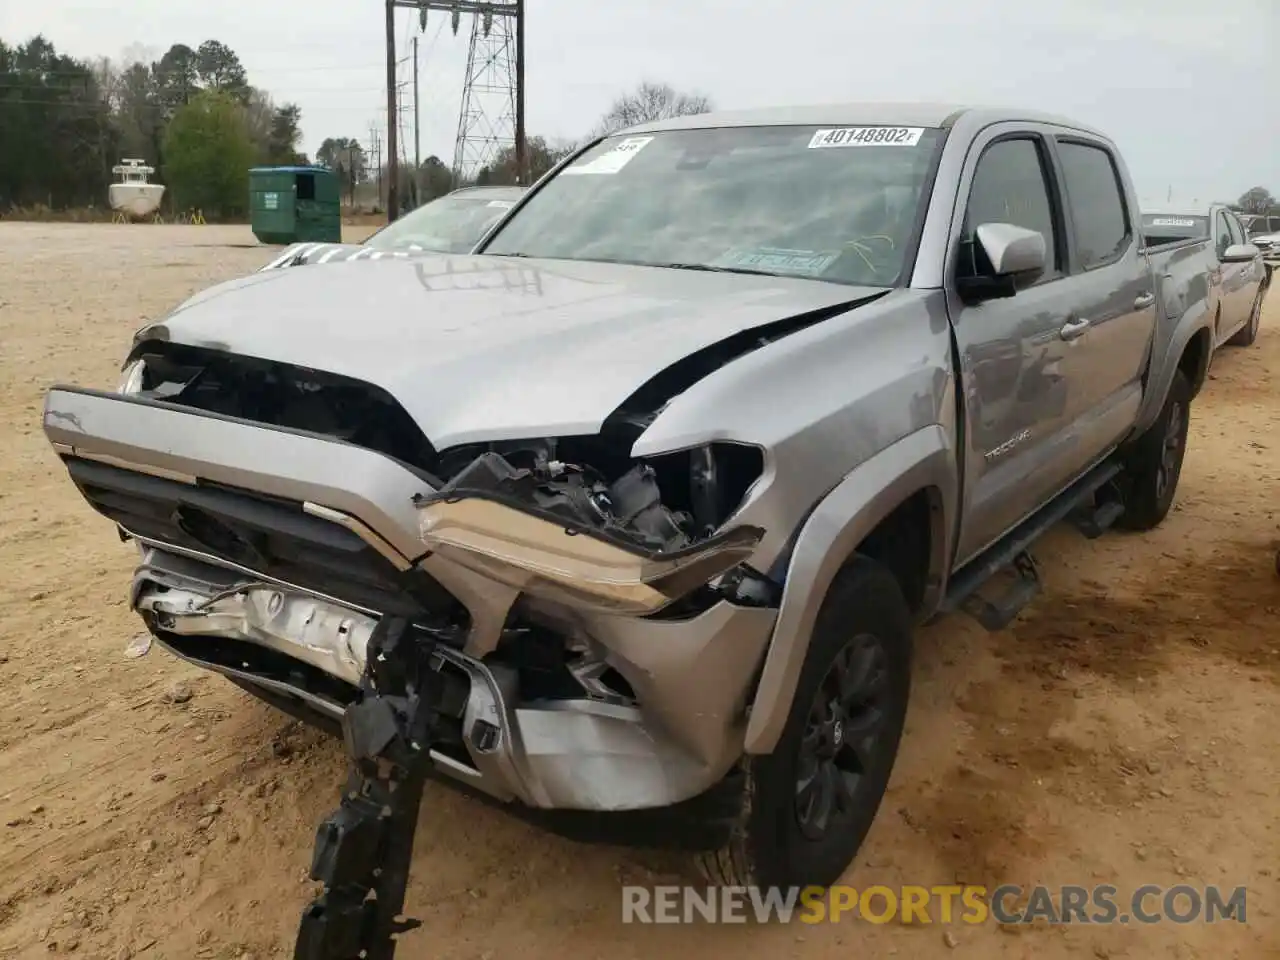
[1228,291,1262,347]
[699,555,912,889]
[1115,369,1191,531]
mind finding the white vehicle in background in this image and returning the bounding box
[1240,214,1280,279]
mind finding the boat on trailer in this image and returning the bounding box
[109,160,166,220]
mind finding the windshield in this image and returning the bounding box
[481,125,946,287]
[1141,214,1210,245]
[367,193,520,253]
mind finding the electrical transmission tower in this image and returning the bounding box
[452,8,517,182]
[386,1,525,221]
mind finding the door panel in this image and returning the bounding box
[1213,210,1248,342]
[954,287,1073,561]
[1052,139,1155,460]
[947,133,1079,564]
[1224,211,1262,327]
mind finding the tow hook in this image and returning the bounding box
[293,615,444,960]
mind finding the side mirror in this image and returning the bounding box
[976,222,1047,279]
[1221,243,1259,263]
[957,222,1047,304]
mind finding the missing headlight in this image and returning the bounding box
[413,446,767,616]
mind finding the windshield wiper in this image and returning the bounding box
[654,262,782,278]
[487,255,785,278]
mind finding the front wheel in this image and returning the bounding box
[1115,369,1192,531]
[699,555,912,889]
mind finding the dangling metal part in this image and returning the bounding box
[451,6,461,34]
[418,1,428,31]
[483,10,493,35]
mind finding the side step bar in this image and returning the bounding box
[941,460,1124,631]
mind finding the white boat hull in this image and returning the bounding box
[109,183,166,218]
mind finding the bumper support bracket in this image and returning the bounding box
[294,615,443,960]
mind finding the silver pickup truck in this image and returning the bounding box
[44,103,1220,955]
[1141,206,1267,346]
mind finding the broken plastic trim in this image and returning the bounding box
[416,492,764,616]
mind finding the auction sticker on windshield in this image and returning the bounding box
[562,136,655,175]
[808,127,925,148]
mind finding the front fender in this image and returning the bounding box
[743,424,957,755]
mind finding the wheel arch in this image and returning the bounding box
[743,425,956,756]
[1179,324,1213,399]
[1133,306,1214,439]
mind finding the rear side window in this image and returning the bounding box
[1057,141,1130,269]
[961,138,1059,280]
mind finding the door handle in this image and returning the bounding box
[1133,292,1155,309]
[1059,316,1090,341]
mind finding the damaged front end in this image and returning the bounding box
[418,446,769,617]
[49,340,791,794]
[48,334,791,958]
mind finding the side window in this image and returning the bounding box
[960,138,1059,281]
[1056,141,1130,269]
[1215,212,1232,257]
[1225,213,1245,247]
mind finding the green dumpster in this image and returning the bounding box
[249,166,342,245]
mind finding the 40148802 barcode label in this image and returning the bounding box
[808,127,925,148]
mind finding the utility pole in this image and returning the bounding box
[514,0,525,184]
[413,35,421,207]
[370,125,382,208]
[384,0,400,221]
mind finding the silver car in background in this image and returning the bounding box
[258,184,527,270]
[1141,205,1267,346]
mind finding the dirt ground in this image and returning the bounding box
[1,222,1277,960]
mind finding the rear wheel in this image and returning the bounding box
[1115,369,1191,531]
[1228,291,1263,347]
[699,556,912,889]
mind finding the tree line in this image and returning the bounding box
[0,35,303,217]
[0,31,714,220]
[1234,187,1280,218]
[11,32,1269,225]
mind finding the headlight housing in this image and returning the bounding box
[417,494,763,616]
[117,358,145,396]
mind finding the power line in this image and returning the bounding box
[382,0,525,221]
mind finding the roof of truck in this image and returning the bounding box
[618,103,1109,139]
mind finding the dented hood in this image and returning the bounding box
[143,253,883,449]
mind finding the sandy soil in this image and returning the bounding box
[0,223,1277,960]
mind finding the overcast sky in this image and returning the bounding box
[3,0,1276,207]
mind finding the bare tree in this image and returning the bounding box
[594,81,713,136]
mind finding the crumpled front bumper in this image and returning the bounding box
[44,386,778,811]
[130,546,775,810]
